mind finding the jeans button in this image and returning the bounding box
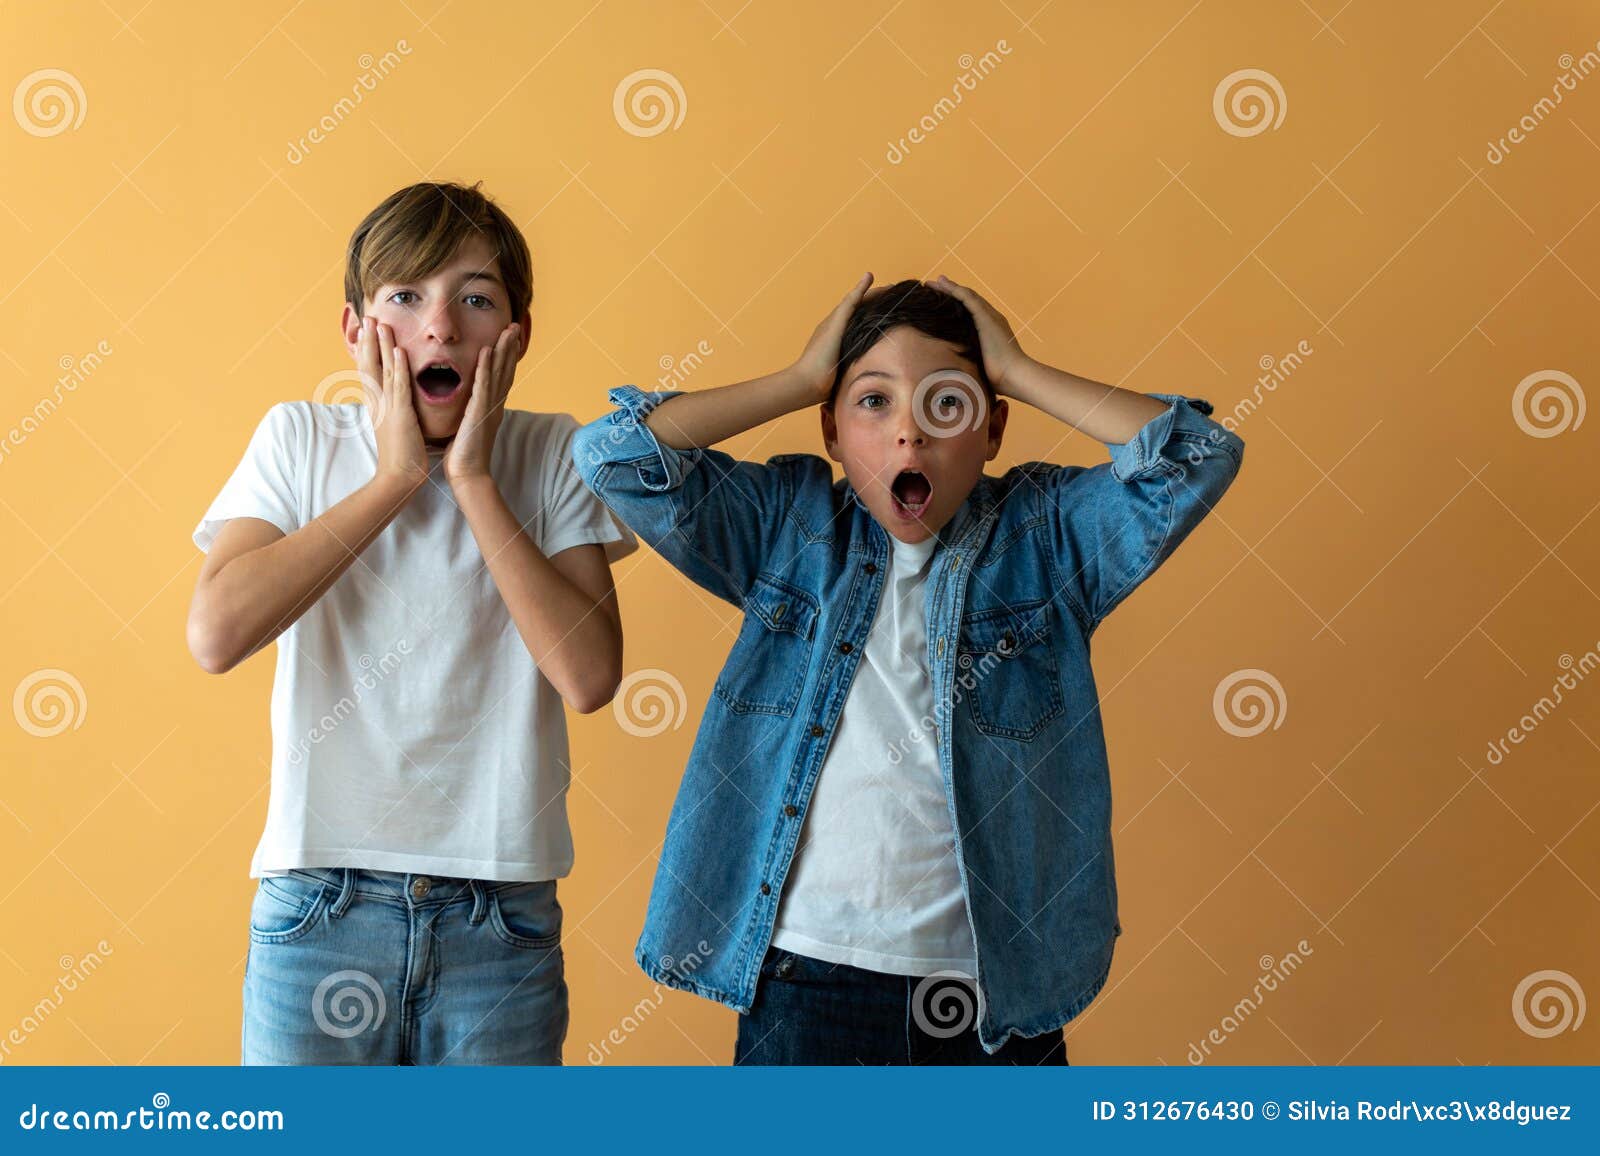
[411,876,431,899]
[775,955,794,978]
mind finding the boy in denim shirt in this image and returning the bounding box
[189,182,636,1064]
[574,274,1243,1064]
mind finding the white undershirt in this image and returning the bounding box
[770,534,978,976]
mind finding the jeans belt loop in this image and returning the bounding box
[329,868,357,919]
[469,879,488,925]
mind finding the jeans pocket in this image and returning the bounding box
[713,574,819,716]
[489,881,562,950]
[248,876,329,945]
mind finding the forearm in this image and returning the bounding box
[644,365,819,449]
[1003,359,1170,447]
[452,476,622,712]
[196,473,421,670]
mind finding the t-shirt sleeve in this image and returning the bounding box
[536,414,638,564]
[192,403,303,553]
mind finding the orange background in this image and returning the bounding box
[2,1,1596,1065]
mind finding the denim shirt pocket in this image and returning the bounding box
[957,599,1064,741]
[713,573,820,716]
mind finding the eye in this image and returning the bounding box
[935,391,964,412]
[387,290,418,306]
[857,392,887,410]
[464,293,494,309]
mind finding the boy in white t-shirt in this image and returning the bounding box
[188,181,636,1065]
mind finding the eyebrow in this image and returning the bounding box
[846,369,893,389]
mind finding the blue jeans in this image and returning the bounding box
[241,867,567,1065]
[733,948,1069,1065]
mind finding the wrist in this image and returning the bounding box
[993,353,1041,400]
[782,361,834,406]
[372,464,428,501]
[448,470,500,501]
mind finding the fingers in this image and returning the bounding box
[835,272,874,318]
[490,322,519,399]
[926,273,973,303]
[391,346,416,419]
[376,319,395,386]
[356,316,381,399]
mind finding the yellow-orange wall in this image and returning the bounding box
[2,0,1596,1065]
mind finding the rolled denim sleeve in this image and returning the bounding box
[571,385,802,607]
[1043,392,1244,631]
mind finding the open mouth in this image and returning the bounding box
[889,469,933,520]
[415,361,464,404]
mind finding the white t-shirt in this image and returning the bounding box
[193,401,636,882]
[771,534,978,976]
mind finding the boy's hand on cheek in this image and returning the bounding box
[790,273,874,401]
[925,274,1033,397]
[444,321,521,488]
[361,316,430,493]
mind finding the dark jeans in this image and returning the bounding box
[733,947,1068,1066]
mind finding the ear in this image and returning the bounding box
[340,303,362,357]
[985,397,1009,461]
[513,309,532,361]
[819,402,843,464]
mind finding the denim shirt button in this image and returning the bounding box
[864,562,877,575]
[759,882,772,895]
[839,642,853,654]
[809,724,824,737]
[783,804,798,818]
[937,637,946,659]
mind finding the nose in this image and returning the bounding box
[896,415,927,447]
[420,301,459,345]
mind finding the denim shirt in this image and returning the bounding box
[573,385,1244,1051]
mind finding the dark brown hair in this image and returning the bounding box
[831,278,992,402]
